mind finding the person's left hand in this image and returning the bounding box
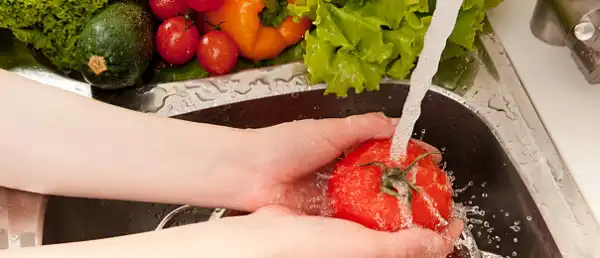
[227,112,441,214]
[204,205,464,258]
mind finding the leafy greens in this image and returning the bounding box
[289,0,503,97]
[0,0,110,70]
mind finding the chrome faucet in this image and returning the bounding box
[531,0,600,83]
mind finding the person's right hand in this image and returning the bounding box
[215,205,464,258]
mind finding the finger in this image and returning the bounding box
[378,117,443,165]
[294,112,397,152]
[253,204,300,216]
[378,227,457,258]
[443,218,464,241]
[413,140,443,165]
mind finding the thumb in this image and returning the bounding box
[289,112,398,151]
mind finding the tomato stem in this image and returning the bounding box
[183,9,196,30]
[361,151,439,198]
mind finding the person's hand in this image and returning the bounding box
[211,205,464,258]
[231,112,442,213]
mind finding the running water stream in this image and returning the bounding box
[386,1,496,256]
[389,0,464,160]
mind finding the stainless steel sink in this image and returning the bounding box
[2,25,600,257]
[42,82,560,257]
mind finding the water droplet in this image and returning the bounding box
[504,212,510,217]
[496,245,500,249]
[468,218,483,225]
[512,251,518,257]
[291,92,299,99]
[483,221,490,228]
[510,225,521,232]
[513,238,519,243]
[481,193,488,198]
[494,236,501,242]
[526,216,532,221]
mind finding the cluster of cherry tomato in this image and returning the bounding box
[150,0,239,75]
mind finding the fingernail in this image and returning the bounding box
[390,118,400,125]
[374,112,387,118]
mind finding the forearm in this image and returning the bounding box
[2,219,266,258]
[0,69,253,209]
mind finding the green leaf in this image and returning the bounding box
[448,6,486,51]
[259,0,290,27]
[352,0,406,29]
[406,0,429,13]
[151,61,210,84]
[301,0,504,97]
[315,2,395,63]
[0,0,109,70]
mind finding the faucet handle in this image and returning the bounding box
[574,21,598,42]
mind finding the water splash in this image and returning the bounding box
[392,181,414,228]
[420,190,449,228]
[454,181,474,195]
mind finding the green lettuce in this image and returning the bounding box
[290,0,503,97]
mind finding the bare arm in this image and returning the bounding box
[0,69,253,209]
[1,205,463,258]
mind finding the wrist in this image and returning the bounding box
[186,128,264,211]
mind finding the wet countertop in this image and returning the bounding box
[488,0,600,224]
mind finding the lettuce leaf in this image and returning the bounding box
[295,0,503,97]
[260,0,290,27]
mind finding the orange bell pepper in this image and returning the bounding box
[205,0,312,61]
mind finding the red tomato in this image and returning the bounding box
[187,0,224,12]
[156,16,200,65]
[197,31,239,75]
[150,0,189,21]
[195,13,218,35]
[328,138,453,233]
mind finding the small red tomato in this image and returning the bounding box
[187,0,224,12]
[328,138,453,233]
[157,16,200,65]
[150,0,189,21]
[195,13,218,34]
[197,31,239,75]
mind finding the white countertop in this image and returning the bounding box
[487,0,600,223]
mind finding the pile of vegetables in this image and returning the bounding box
[0,0,503,97]
[0,0,109,70]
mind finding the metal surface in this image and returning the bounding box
[0,29,92,98]
[1,23,599,258]
[0,188,46,250]
[530,0,600,84]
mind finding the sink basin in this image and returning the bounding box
[42,198,219,244]
[42,83,561,257]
